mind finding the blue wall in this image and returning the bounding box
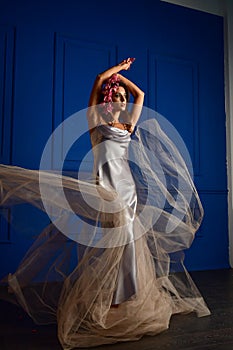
[0,0,229,274]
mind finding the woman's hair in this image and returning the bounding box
[97,74,130,123]
[98,80,130,105]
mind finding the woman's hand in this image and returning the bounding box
[118,58,135,71]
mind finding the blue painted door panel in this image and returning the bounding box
[0,0,229,277]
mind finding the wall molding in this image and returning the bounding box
[52,33,117,169]
[148,52,200,175]
[0,25,15,164]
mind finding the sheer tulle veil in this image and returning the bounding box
[0,105,210,349]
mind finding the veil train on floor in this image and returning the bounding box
[0,116,210,349]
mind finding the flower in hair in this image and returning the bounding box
[101,74,120,114]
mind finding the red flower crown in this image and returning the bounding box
[101,74,120,115]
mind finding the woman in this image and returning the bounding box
[85,58,145,307]
[57,59,210,348]
[0,58,210,349]
[87,57,144,133]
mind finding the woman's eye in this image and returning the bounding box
[115,94,119,98]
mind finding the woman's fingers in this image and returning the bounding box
[126,57,135,63]
[118,58,135,70]
[119,58,135,64]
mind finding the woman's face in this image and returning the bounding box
[112,86,127,111]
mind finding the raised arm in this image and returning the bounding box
[88,59,133,107]
[117,73,144,129]
[87,58,144,131]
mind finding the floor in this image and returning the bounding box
[0,269,233,350]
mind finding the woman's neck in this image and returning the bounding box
[111,111,121,122]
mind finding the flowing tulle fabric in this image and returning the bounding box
[0,116,210,349]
